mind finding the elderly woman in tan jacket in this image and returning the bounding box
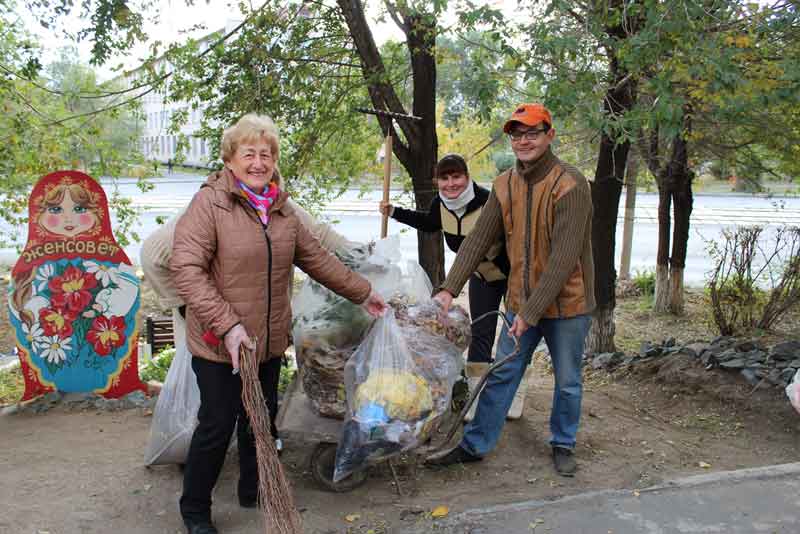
[169,114,386,534]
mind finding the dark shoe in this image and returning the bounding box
[239,495,258,509]
[184,518,218,534]
[425,446,482,467]
[552,446,577,477]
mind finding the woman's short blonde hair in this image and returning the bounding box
[220,113,280,162]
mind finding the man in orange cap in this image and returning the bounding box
[428,103,595,477]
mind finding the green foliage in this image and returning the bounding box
[0,23,146,248]
[22,0,150,65]
[0,365,24,405]
[139,345,175,383]
[278,364,295,395]
[492,151,515,174]
[156,2,383,209]
[436,32,514,124]
[632,269,656,297]
[436,104,497,181]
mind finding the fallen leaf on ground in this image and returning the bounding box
[431,505,449,518]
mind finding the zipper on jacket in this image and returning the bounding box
[262,221,273,362]
[235,191,274,361]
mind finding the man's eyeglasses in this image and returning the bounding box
[509,128,548,142]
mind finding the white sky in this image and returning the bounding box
[19,0,513,80]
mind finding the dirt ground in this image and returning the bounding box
[2,275,800,534]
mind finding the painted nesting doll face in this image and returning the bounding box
[37,184,100,237]
[7,171,145,401]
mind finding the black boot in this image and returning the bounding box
[552,446,577,477]
[425,446,482,467]
[184,518,218,534]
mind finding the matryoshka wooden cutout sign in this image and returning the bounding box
[7,170,146,401]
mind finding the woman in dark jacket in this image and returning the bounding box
[380,155,528,420]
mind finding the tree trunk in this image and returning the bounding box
[590,130,628,353]
[654,264,670,311]
[589,81,634,351]
[619,151,639,280]
[336,0,444,286]
[404,10,444,287]
[654,185,671,313]
[587,6,638,354]
[669,266,685,314]
[669,149,693,314]
[586,307,615,356]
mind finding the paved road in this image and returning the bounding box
[3,173,800,285]
[410,462,800,533]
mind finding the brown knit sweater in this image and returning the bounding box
[442,149,595,326]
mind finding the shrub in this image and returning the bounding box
[278,364,296,395]
[139,346,297,393]
[0,365,24,405]
[706,225,800,335]
[139,345,176,383]
[632,269,656,296]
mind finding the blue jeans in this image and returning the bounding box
[461,312,591,456]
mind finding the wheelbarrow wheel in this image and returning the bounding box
[310,442,367,492]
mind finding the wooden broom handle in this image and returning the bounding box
[381,132,392,239]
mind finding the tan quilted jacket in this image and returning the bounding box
[170,168,371,363]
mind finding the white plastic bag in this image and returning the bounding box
[786,369,800,415]
[333,305,464,482]
[143,310,200,466]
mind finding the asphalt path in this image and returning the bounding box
[407,462,800,533]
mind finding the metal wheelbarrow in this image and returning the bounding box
[274,310,522,492]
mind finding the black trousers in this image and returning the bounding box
[180,356,281,522]
[467,274,507,363]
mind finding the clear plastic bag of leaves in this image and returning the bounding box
[291,237,431,418]
[333,306,464,482]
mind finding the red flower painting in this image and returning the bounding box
[86,315,127,356]
[48,265,97,313]
[38,306,76,338]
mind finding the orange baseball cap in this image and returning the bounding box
[503,103,553,133]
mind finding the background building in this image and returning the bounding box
[122,25,233,168]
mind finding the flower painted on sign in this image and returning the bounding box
[22,322,45,350]
[39,335,72,365]
[84,260,120,288]
[35,263,55,293]
[39,306,76,338]
[48,265,97,312]
[86,315,126,356]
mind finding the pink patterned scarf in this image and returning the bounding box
[237,179,279,226]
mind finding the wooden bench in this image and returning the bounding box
[145,315,175,357]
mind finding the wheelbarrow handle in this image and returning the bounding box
[433,311,522,450]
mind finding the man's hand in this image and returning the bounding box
[379,200,394,217]
[433,290,454,314]
[361,290,388,317]
[224,323,255,373]
[508,315,530,338]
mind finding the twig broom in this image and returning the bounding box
[240,342,303,534]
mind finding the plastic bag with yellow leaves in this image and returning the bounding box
[333,305,464,482]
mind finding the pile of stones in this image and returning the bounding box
[3,390,155,415]
[589,337,800,388]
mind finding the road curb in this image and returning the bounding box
[422,462,800,531]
